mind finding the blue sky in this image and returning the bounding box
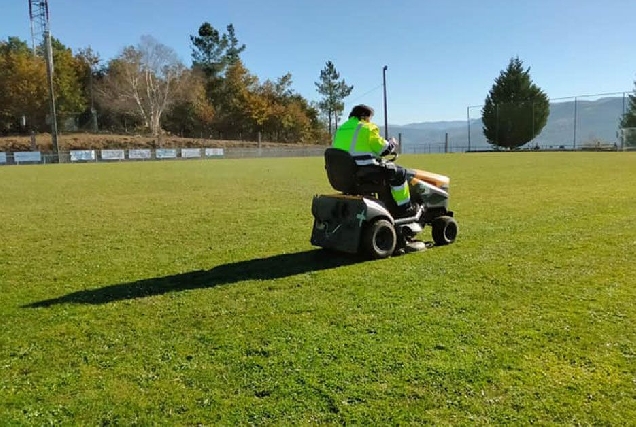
[2,0,636,124]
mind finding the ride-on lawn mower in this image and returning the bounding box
[310,148,458,259]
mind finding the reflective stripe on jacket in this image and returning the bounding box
[332,117,390,166]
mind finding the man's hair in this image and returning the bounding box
[349,104,374,119]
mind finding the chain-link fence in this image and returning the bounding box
[462,92,632,151]
[4,91,633,158]
[619,127,636,150]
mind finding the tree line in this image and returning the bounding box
[2,23,635,148]
[0,22,354,145]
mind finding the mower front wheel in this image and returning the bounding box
[431,216,458,246]
[361,219,397,259]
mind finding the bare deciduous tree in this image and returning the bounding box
[97,35,190,136]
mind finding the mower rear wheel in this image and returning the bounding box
[431,216,458,246]
[362,219,397,259]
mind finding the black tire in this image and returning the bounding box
[361,219,397,259]
[431,216,458,246]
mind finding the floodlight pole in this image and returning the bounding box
[382,65,388,140]
[44,29,60,160]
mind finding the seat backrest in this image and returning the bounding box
[324,148,358,193]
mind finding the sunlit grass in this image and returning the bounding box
[1,152,635,424]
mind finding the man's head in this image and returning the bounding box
[349,104,374,121]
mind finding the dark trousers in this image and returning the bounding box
[358,162,410,211]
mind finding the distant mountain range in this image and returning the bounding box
[380,97,628,152]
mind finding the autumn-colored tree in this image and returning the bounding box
[191,79,216,132]
[245,86,273,135]
[1,31,327,143]
[190,22,246,116]
[0,36,91,133]
[162,72,215,137]
[252,74,293,138]
[214,59,259,138]
[0,37,48,133]
[292,95,328,143]
[250,74,326,143]
[49,37,86,116]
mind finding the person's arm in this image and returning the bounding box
[367,123,397,156]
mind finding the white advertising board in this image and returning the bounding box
[70,150,96,162]
[14,152,42,163]
[156,149,177,159]
[101,149,125,160]
[129,149,152,159]
[181,148,201,158]
[205,148,224,157]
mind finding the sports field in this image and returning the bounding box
[1,152,635,424]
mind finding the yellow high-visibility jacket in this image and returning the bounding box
[332,117,393,166]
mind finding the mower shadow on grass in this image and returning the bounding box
[24,249,364,308]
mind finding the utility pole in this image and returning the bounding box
[467,106,471,152]
[382,65,388,140]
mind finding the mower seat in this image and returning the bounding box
[324,148,386,195]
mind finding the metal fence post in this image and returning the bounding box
[573,97,578,150]
[467,106,471,152]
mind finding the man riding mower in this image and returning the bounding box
[310,104,458,259]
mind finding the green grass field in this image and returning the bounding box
[1,152,635,425]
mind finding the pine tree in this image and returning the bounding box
[482,57,549,149]
[315,61,353,136]
[619,78,636,146]
[190,22,245,80]
[190,22,246,117]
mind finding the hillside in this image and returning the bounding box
[382,97,627,151]
[1,97,627,153]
